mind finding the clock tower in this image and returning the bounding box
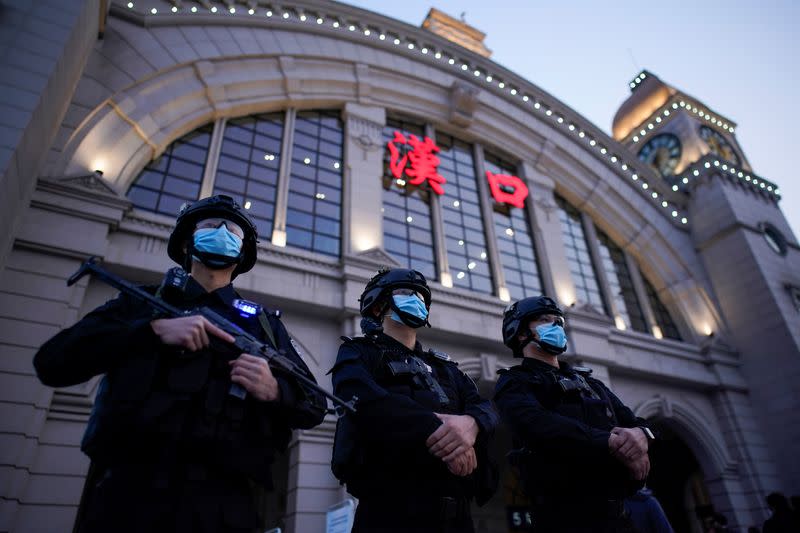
[615,71,800,494]
[613,70,752,190]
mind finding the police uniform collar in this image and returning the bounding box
[375,331,424,355]
[522,357,565,374]
[183,276,238,306]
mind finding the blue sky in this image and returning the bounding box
[347,0,799,240]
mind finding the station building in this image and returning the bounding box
[1,1,798,532]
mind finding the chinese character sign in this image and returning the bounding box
[386,130,447,195]
[486,170,529,209]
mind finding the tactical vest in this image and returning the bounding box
[498,364,631,500]
[81,288,285,489]
[331,335,462,488]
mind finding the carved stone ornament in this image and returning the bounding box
[348,117,384,159]
[353,246,401,267]
[533,194,557,221]
[449,81,479,128]
[59,173,119,195]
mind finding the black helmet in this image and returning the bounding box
[359,268,432,328]
[167,195,258,277]
[502,296,564,356]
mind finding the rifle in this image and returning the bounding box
[67,257,356,415]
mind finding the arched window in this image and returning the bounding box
[381,118,437,280]
[126,109,344,258]
[485,152,542,300]
[555,196,605,312]
[127,124,213,216]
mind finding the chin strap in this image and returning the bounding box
[518,329,566,356]
[360,316,384,335]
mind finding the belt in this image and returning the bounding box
[359,494,471,521]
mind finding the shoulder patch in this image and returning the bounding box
[572,365,593,376]
[428,349,456,364]
[339,335,378,346]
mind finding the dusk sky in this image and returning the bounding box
[347,0,799,240]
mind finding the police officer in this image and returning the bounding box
[493,296,654,533]
[34,195,326,533]
[330,268,498,533]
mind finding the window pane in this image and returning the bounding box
[596,230,648,333]
[127,123,213,217]
[556,196,606,312]
[381,118,437,280]
[211,113,285,240]
[485,152,543,300]
[286,110,343,257]
[437,131,492,294]
[644,278,682,340]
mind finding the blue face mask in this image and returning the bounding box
[390,294,429,328]
[535,322,568,354]
[193,225,243,261]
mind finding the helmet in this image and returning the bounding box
[502,296,564,356]
[359,268,432,326]
[167,195,258,277]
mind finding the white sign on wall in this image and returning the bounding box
[326,498,356,533]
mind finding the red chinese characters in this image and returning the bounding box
[486,171,529,209]
[386,131,447,195]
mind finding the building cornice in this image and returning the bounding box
[109,0,691,228]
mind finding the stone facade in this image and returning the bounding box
[0,2,797,532]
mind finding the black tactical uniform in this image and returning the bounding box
[33,195,326,533]
[331,268,498,533]
[495,358,646,532]
[494,296,649,533]
[34,276,325,533]
[333,333,497,532]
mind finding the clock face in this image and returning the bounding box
[637,134,682,177]
[699,126,740,165]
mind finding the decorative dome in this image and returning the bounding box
[612,71,675,140]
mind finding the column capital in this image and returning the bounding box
[342,102,386,130]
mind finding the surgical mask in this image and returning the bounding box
[535,322,568,355]
[192,225,243,268]
[390,294,429,328]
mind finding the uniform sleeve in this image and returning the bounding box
[267,318,327,430]
[493,372,610,457]
[34,292,159,388]
[331,342,441,452]
[454,369,499,438]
